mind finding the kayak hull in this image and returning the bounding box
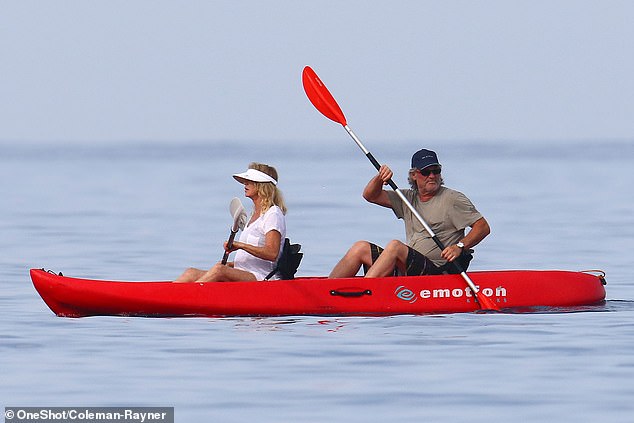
[30,268,606,318]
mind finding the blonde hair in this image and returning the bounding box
[248,162,287,215]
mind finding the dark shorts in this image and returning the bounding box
[366,243,473,276]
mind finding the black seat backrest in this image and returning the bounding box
[264,238,303,280]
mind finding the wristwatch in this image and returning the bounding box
[456,242,465,249]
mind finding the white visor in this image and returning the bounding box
[232,168,277,185]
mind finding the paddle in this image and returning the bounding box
[221,197,248,265]
[302,66,498,311]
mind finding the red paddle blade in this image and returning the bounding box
[476,291,499,311]
[302,66,347,126]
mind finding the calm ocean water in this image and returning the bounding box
[2,140,634,422]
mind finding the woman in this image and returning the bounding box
[177,162,287,282]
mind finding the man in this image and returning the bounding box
[329,148,490,278]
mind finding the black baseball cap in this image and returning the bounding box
[411,149,441,170]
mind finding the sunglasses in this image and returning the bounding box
[419,167,441,176]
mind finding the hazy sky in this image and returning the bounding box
[2,1,633,144]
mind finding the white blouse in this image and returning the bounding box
[233,205,286,280]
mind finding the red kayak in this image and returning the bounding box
[30,268,606,318]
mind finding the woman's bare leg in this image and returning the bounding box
[199,263,257,282]
[175,267,206,282]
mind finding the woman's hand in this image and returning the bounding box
[224,241,239,253]
[224,230,282,262]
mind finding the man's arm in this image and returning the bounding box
[461,217,491,249]
[363,165,394,208]
[441,217,491,263]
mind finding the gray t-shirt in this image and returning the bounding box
[387,186,483,266]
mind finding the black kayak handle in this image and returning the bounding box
[330,289,372,298]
